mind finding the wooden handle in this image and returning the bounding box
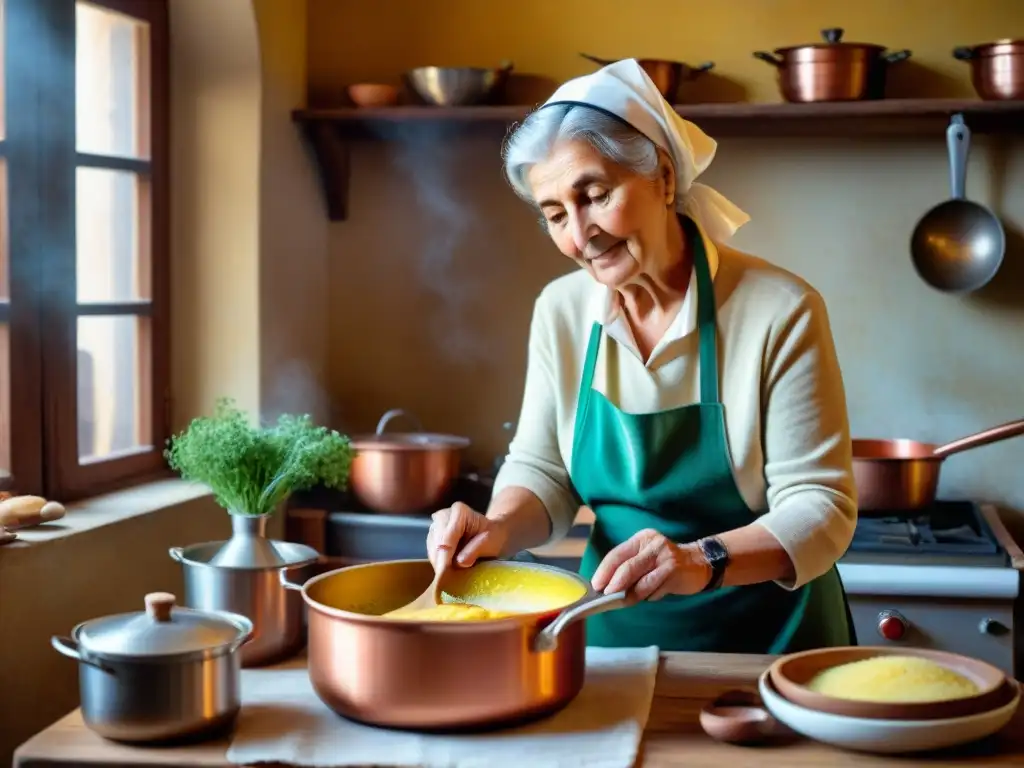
[144,592,176,622]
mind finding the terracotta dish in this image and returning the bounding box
[699,689,794,745]
[769,646,1007,721]
[346,83,399,108]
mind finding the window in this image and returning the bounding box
[3,0,169,501]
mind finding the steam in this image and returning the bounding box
[261,358,331,426]
[386,123,493,364]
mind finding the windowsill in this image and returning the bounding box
[3,478,214,547]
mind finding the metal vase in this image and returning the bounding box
[169,513,320,667]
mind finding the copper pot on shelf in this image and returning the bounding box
[348,408,470,515]
[953,40,1024,101]
[753,28,911,103]
[579,53,715,101]
[280,559,631,729]
[851,419,1024,513]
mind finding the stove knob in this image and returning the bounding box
[877,610,907,641]
[978,618,1009,636]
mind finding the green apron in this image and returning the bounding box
[573,216,855,653]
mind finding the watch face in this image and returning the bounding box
[702,537,729,565]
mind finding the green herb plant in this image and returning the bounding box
[165,398,354,517]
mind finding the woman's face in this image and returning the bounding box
[527,139,675,288]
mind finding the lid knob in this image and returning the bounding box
[144,592,177,623]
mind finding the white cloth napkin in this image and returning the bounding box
[226,645,660,768]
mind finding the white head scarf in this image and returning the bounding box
[541,59,750,242]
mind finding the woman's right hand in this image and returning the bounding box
[427,501,510,572]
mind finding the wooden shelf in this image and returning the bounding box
[292,98,1024,221]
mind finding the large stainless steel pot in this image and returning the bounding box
[852,419,1024,512]
[280,559,631,730]
[953,40,1024,101]
[349,409,470,515]
[754,28,911,102]
[169,515,319,667]
[51,592,252,743]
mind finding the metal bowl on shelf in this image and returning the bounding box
[405,61,513,106]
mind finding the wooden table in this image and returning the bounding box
[14,652,1024,767]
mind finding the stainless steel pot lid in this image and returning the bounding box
[74,592,249,658]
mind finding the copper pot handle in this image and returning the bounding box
[932,419,1024,459]
[883,49,912,64]
[580,52,614,67]
[753,51,783,67]
[532,590,633,653]
[376,409,424,435]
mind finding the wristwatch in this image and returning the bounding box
[696,536,730,592]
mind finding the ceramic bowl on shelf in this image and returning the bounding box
[768,646,1007,721]
[758,670,1019,754]
[346,83,400,108]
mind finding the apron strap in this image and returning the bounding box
[683,216,720,405]
[573,322,603,439]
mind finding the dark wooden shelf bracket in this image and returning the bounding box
[298,119,350,222]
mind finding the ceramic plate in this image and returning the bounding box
[758,669,1019,754]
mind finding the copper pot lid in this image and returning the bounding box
[772,27,887,59]
[350,409,470,452]
[72,592,251,660]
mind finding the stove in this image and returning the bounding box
[286,488,1021,679]
[834,501,1019,678]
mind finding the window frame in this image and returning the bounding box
[5,0,170,501]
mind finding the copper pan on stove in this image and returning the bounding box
[852,419,1024,512]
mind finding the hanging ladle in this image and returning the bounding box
[910,114,1006,293]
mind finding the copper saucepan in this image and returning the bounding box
[753,27,911,102]
[281,559,631,730]
[852,419,1024,512]
[579,53,715,101]
[348,409,470,515]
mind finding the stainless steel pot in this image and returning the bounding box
[169,518,319,668]
[51,592,252,743]
[349,409,471,515]
[280,559,631,730]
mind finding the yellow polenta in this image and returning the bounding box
[389,603,513,621]
[807,656,980,703]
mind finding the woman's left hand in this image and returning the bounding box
[591,529,712,600]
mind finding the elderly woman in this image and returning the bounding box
[427,60,857,653]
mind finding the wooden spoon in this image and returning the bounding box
[385,562,450,617]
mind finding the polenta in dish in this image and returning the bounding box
[807,655,981,703]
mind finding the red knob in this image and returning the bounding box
[877,611,907,641]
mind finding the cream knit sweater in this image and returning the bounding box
[491,233,857,590]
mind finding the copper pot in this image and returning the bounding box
[852,419,1024,512]
[580,53,715,101]
[754,28,911,102]
[954,40,1024,101]
[280,559,631,730]
[348,409,470,515]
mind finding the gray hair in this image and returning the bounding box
[502,104,662,205]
